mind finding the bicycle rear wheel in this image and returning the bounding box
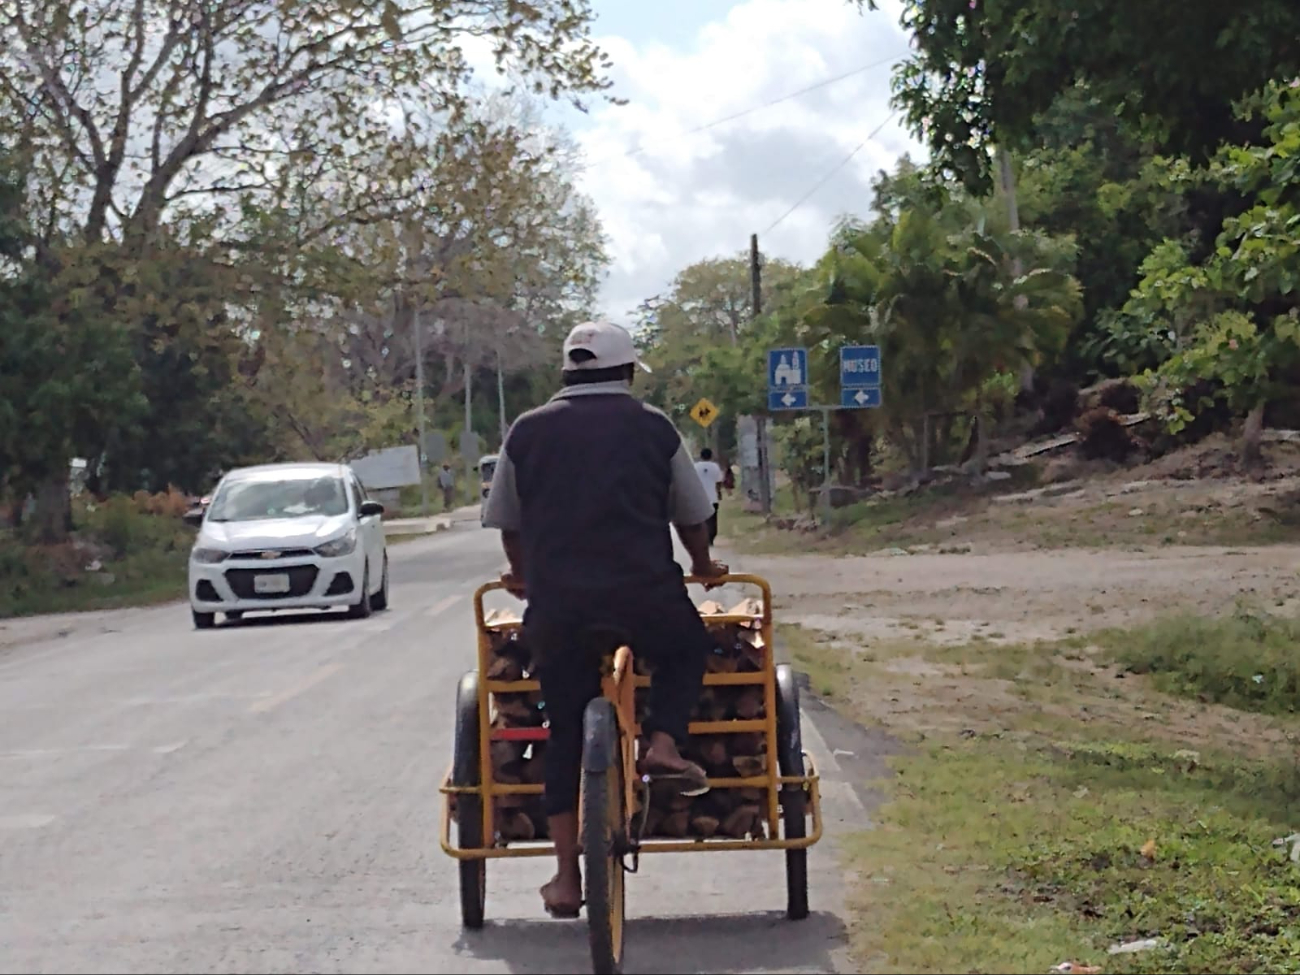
[581,697,626,974]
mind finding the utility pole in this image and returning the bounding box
[413,305,429,517]
[750,232,772,515]
[463,323,473,506]
[496,348,507,444]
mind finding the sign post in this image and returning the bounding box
[764,343,884,524]
[767,347,809,411]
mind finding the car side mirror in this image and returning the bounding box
[359,500,385,518]
[182,508,205,528]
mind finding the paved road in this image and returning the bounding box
[0,524,875,974]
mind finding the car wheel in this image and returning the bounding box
[192,609,215,630]
[371,554,389,611]
[348,564,373,619]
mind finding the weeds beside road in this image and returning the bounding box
[736,472,1300,974]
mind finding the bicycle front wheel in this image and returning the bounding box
[581,697,626,974]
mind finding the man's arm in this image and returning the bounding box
[480,448,527,596]
[668,441,727,581]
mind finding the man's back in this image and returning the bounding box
[489,387,691,602]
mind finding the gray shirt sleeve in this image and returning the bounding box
[667,441,717,528]
[480,448,522,531]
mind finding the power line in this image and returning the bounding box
[761,111,898,236]
[602,54,904,164]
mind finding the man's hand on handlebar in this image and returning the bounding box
[691,559,729,590]
[500,569,527,600]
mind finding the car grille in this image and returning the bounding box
[230,547,314,560]
[224,566,319,599]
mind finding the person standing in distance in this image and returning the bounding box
[481,318,728,920]
[694,447,724,544]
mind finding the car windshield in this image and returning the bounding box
[207,475,350,522]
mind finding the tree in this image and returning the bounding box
[0,1,615,534]
[798,163,1081,476]
[855,0,1300,193]
[1130,83,1300,466]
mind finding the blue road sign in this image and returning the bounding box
[840,344,881,389]
[769,388,809,411]
[840,386,882,409]
[768,347,808,392]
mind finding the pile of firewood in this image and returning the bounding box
[481,598,772,843]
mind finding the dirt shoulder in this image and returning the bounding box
[727,503,1300,973]
[744,543,1300,649]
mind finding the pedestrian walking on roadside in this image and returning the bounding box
[437,463,456,511]
[694,447,724,544]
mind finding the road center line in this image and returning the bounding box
[424,594,462,619]
[0,814,55,829]
[247,662,344,715]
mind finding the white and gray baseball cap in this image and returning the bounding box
[562,320,652,373]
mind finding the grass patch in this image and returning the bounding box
[1099,606,1300,715]
[845,734,1300,974]
[0,495,192,618]
[783,615,1300,973]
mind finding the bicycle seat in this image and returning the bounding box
[576,623,633,663]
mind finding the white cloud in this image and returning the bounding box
[558,0,927,323]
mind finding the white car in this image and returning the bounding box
[185,462,389,629]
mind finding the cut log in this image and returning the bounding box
[691,814,721,838]
[495,808,535,841]
[487,655,523,681]
[730,687,765,720]
[698,599,726,616]
[658,809,690,837]
[491,739,527,768]
[721,805,763,838]
[730,732,766,756]
[733,754,767,778]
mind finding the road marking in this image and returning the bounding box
[801,712,869,821]
[0,814,55,829]
[247,662,343,714]
[425,595,461,619]
[152,741,188,754]
[0,745,130,758]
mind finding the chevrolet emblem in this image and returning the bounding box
[259,550,278,559]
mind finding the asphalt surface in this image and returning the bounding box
[0,522,878,974]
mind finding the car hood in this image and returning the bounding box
[200,514,352,550]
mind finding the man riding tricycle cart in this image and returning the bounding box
[439,321,822,974]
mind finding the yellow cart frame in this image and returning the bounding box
[438,573,823,970]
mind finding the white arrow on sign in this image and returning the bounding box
[782,392,796,407]
[854,390,870,405]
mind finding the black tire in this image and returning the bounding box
[371,555,389,611]
[775,663,809,921]
[453,670,487,930]
[582,697,626,975]
[347,564,372,619]
[192,609,215,630]
[226,611,244,622]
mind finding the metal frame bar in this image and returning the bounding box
[449,573,823,863]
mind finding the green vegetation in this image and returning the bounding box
[781,608,1300,974]
[1101,607,1300,715]
[1,2,614,544]
[0,495,192,618]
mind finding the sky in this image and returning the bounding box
[529,0,927,324]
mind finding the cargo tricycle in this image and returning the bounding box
[439,573,822,974]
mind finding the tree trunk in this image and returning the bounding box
[33,472,72,544]
[974,396,991,475]
[1241,401,1266,469]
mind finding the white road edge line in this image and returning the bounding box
[801,709,869,820]
[425,595,461,619]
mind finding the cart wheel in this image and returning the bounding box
[775,664,809,921]
[581,697,626,975]
[453,669,487,930]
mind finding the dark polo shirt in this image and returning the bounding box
[481,380,716,605]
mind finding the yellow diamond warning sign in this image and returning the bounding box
[689,397,719,428]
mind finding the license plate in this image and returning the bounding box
[253,573,291,595]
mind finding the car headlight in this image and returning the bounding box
[314,530,357,558]
[192,547,228,564]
